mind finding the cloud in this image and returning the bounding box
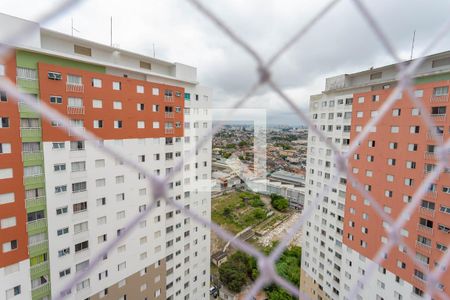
[1,0,450,125]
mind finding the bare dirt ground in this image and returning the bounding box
[259,212,302,247]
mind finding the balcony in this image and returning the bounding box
[415,241,432,254]
[30,261,50,279]
[164,95,174,102]
[20,127,42,139]
[165,128,174,134]
[27,218,47,235]
[165,112,174,118]
[31,282,50,300]
[424,152,436,160]
[26,196,46,211]
[430,95,448,102]
[28,239,48,257]
[22,151,43,164]
[18,102,40,118]
[431,114,446,122]
[419,207,435,218]
[66,83,84,93]
[417,224,433,235]
[24,174,45,187]
[67,106,85,115]
[16,77,39,90]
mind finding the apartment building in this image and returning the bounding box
[0,13,211,300]
[301,51,450,299]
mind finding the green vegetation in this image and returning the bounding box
[219,251,258,293]
[270,194,289,212]
[218,245,302,299]
[275,143,293,150]
[225,143,236,149]
[212,191,270,233]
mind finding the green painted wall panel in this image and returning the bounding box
[16,50,105,73]
[415,72,450,84]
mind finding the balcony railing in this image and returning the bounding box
[23,151,43,162]
[16,77,39,90]
[30,261,50,278]
[419,207,435,218]
[27,218,47,233]
[28,239,48,257]
[426,132,444,141]
[24,174,45,186]
[66,83,84,93]
[417,224,433,235]
[26,196,46,211]
[430,95,448,102]
[67,106,85,115]
[415,241,432,254]
[165,128,174,134]
[31,282,50,300]
[424,152,435,160]
[431,113,446,122]
[20,127,42,138]
[165,112,174,118]
[164,95,174,102]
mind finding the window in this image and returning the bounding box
[389,142,397,149]
[74,222,88,234]
[0,143,11,154]
[411,108,420,116]
[390,126,399,133]
[408,143,418,152]
[136,85,144,93]
[52,142,65,149]
[73,202,87,213]
[113,101,122,110]
[59,268,71,278]
[137,121,145,129]
[92,99,103,108]
[5,285,21,299]
[53,163,66,172]
[0,117,10,128]
[57,227,69,236]
[68,97,83,108]
[56,206,68,215]
[370,72,382,80]
[410,125,420,133]
[114,120,123,128]
[50,96,63,104]
[392,109,401,116]
[71,161,86,172]
[92,78,102,88]
[93,120,103,128]
[74,44,92,56]
[2,240,18,252]
[153,121,160,129]
[95,159,105,168]
[152,87,159,95]
[70,141,85,151]
[140,61,152,70]
[431,106,446,115]
[70,180,86,193]
[152,104,159,112]
[113,81,122,90]
[96,178,106,187]
[55,185,67,193]
[433,86,448,96]
[67,74,82,85]
[75,240,89,252]
[48,71,62,80]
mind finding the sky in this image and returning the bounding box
[1,0,450,125]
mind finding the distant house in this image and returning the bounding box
[211,251,228,267]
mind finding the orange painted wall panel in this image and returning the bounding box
[37,62,185,141]
[0,54,29,268]
[343,81,450,294]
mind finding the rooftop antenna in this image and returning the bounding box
[71,18,80,36]
[410,30,416,60]
[110,17,113,47]
[153,43,156,57]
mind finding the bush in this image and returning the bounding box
[270,194,289,212]
[249,198,264,207]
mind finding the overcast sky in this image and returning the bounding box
[1,0,450,125]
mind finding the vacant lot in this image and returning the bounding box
[212,191,269,234]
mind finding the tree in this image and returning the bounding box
[219,251,256,293]
[270,194,289,212]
